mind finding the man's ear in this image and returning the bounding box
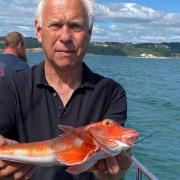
[88,26,93,36]
[17,42,25,52]
[17,42,23,49]
[35,20,42,43]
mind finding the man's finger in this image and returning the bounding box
[13,165,35,180]
[116,151,132,170]
[0,135,18,146]
[0,162,24,177]
[97,159,107,172]
[0,135,6,146]
[105,157,119,174]
[0,161,6,169]
[24,166,37,180]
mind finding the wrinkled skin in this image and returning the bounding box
[35,0,92,72]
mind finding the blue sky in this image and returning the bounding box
[98,0,180,13]
[0,0,180,43]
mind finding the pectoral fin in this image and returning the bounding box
[55,137,97,165]
[66,159,97,174]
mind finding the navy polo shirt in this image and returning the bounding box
[0,61,127,180]
[0,54,29,76]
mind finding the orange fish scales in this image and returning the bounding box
[0,142,53,158]
[24,145,53,158]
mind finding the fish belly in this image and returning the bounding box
[0,153,59,166]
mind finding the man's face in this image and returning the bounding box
[35,0,92,69]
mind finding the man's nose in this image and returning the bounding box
[58,26,72,43]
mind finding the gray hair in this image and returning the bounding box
[35,0,94,28]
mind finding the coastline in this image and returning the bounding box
[26,48,43,53]
[128,55,180,60]
[1,48,180,60]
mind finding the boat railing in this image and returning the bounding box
[132,156,159,180]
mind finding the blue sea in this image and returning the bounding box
[28,52,180,180]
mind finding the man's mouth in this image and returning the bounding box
[56,49,75,54]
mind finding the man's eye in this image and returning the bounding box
[49,24,62,31]
[69,24,83,32]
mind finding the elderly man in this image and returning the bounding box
[0,31,29,76]
[0,0,131,180]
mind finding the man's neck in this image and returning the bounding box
[45,62,82,86]
[3,48,17,56]
[44,61,83,106]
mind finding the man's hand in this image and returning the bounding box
[92,150,132,180]
[0,135,36,180]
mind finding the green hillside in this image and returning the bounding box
[0,36,180,58]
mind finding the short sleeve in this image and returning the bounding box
[103,83,127,126]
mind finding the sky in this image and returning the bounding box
[0,0,180,43]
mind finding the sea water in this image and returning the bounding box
[28,52,180,180]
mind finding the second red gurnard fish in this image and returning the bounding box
[0,119,139,174]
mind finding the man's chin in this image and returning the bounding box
[53,61,81,71]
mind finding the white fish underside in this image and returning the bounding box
[0,154,59,166]
[66,140,130,174]
[91,140,129,162]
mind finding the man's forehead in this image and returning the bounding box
[44,0,86,10]
[42,0,88,23]
[43,0,87,17]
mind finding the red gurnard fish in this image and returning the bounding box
[0,119,139,174]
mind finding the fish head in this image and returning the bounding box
[87,119,139,152]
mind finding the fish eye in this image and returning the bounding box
[103,119,113,126]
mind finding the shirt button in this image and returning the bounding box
[53,92,57,97]
[58,106,62,110]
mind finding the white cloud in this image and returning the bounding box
[0,0,38,36]
[0,1,180,42]
[92,3,180,42]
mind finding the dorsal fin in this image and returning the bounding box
[58,124,76,133]
[58,125,93,144]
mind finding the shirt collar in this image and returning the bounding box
[34,61,49,88]
[80,63,96,89]
[35,61,96,89]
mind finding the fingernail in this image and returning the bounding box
[0,161,5,168]
[111,165,119,174]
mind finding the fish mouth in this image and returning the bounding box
[121,131,139,146]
